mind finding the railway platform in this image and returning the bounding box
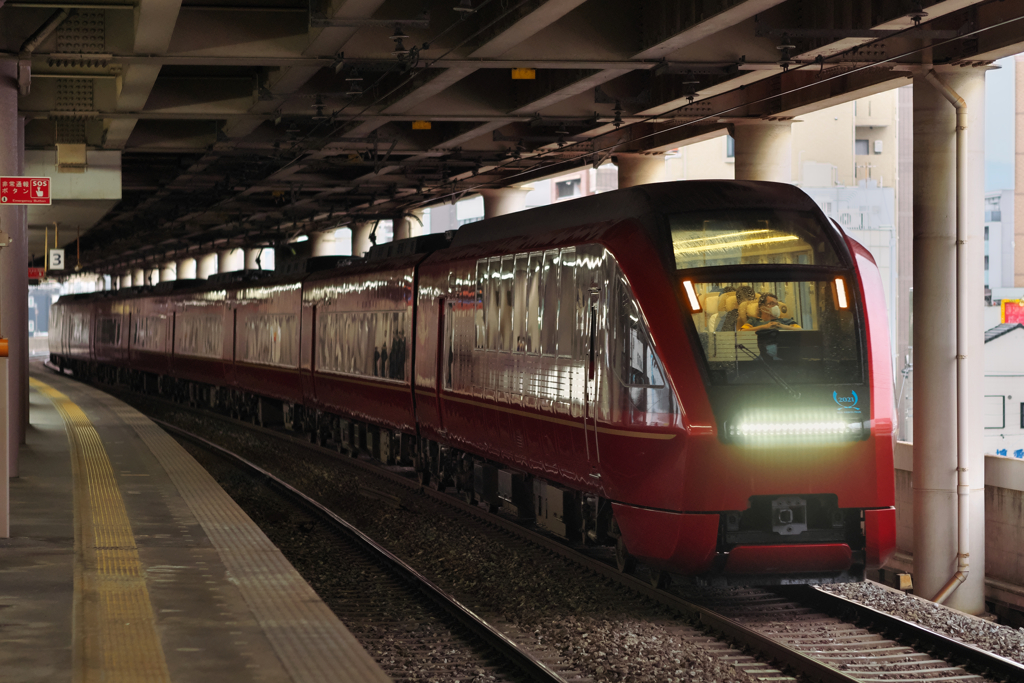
[0,362,391,683]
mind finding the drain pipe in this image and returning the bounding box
[18,8,70,95]
[924,69,970,605]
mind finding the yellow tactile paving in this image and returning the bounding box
[103,400,392,683]
[30,377,172,683]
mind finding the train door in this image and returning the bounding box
[583,287,602,474]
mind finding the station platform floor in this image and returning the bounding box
[0,364,391,683]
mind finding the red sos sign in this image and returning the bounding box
[0,177,51,205]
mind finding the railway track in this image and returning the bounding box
[72,374,1024,683]
[163,422,576,683]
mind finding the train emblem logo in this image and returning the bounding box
[833,390,860,413]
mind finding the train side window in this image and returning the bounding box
[474,259,486,349]
[540,250,560,355]
[525,252,542,354]
[557,247,577,358]
[611,278,675,417]
[499,255,514,352]
[512,254,528,353]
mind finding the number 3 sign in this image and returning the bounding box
[49,248,65,270]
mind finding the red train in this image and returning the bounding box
[50,180,896,586]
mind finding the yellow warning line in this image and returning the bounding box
[31,378,171,683]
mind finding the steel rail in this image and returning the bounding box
[793,586,1024,683]
[138,399,859,683]
[73,376,1024,683]
[152,417,570,683]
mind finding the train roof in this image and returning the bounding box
[449,180,821,249]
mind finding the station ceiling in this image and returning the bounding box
[4,0,1024,273]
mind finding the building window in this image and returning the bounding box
[726,135,735,158]
[555,178,581,199]
[985,255,989,270]
[855,139,870,155]
[985,225,989,240]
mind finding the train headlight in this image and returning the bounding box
[726,416,865,443]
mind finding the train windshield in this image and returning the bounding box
[670,210,862,387]
[684,279,861,386]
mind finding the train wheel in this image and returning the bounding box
[649,569,671,590]
[615,537,636,574]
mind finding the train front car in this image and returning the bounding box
[611,181,896,586]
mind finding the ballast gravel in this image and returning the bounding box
[823,582,1024,664]
[140,402,761,683]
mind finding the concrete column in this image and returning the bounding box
[912,69,986,615]
[176,257,196,280]
[310,231,339,257]
[1,62,29,472]
[1014,55,1024,287]
[393,215,413,240]
[196,253,217,279]
[244,247,268,270]
[218,247,242,273]
[159,262,175,282]
[732,120,793,183]
[351,222,373,257]
[479,187,530,219]
[614,153,665,188]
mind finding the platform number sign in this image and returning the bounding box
[0,176,51,205]
[49,248,65,271]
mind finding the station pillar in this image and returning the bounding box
[244,247,269,270]
[351,222,373,257]
[176,257,196,280]
[159,262,175,282]
[132,268,145,287]
[480,187,530,219]
[218,248,242,273]
[393,216,413,240]
[119,273,132,289]
[196,253,217,279]
[0,60,28,474]
[310,231,339,257]
[912,68,986,615]
[732,120,793,183]
[614,153,664,188]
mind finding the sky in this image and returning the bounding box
[986,56,1015,191]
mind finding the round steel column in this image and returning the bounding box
[159,263,175,282]
[480,188,530,219]
[132,268,145,286]
[912,69,986,615]
[615,153,665,188]
[733,121,793,182]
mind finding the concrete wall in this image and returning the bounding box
[891,441,1024,608]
